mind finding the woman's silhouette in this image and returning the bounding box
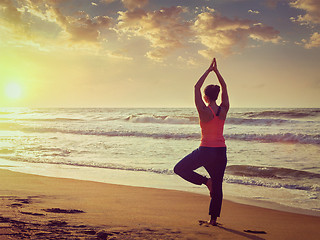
[174,58,229,226]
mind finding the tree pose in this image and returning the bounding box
[174,58,229,226]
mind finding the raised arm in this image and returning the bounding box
[194,58,230,121]
[194,60,215,121]
[212,58,229,111]
[194,69,210,111]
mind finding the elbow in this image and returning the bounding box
[222,101,230,110]
[221,83,227,90]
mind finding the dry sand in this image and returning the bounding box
[0,168,319,240]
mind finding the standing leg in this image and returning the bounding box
[204,147,227,224]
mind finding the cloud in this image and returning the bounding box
[122,0,148,10]
[116,6,281,61]
[1,0,282,60]
[177,56,199,67]
[101,0,117,4]
[263,0,283,8]
[249,23,281,43]
[192,12,281,57]
[248,9,260,14]
[0,0,22,23]
[36,3,113,43]
[304,32,320,48]
[65,15,113,43]
[107,48,133,59]
[1,0,114,49]
[264,0,320,26]
[262,0,320,49]
[0,0,27,34]
[289,0,320,25]
[101,0,148,10]
[116,6,192,61]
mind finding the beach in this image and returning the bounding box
[1,107,320,239]
[0,169,319,240]
[1,108,320,213]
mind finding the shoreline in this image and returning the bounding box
[1,160,319,218]
[224,195,320,218]
[0,169,319,239]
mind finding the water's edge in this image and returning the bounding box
[1,159,319,218]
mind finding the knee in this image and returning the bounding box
[173,163,182,176]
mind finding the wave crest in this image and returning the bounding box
[226,117,290,126]
[226,165,320,180]
[244,109,320,119]
[126,115,197,124]
[225,133,320,145]
[21,126,320,145]
[225,165,320,192]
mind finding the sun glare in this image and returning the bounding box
[5,82,23,99]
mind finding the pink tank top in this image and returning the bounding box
[200,106,226,147]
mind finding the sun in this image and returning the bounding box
[5,82,23,99]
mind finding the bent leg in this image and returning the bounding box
[174,148,208,185]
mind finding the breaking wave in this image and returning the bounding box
[244,109,320,119]
[225,132,320,145]
[125,115,197,124]
[21,127,320,145]
[226,165,320,180]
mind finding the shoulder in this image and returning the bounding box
[218,105,229,120]
[197,106,214,123]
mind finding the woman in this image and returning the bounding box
[174,58,229,226]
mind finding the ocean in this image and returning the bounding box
[0,108,319,215]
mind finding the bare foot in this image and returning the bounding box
[206,178,213,197]
[199,219,220,227]
[209,219,217,226]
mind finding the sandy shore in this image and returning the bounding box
[0,169,319,239]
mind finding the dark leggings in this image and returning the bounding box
[174,147,227,219]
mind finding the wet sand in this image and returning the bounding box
[0,168,319,239]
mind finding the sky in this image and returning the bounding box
[0,0,319,108]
